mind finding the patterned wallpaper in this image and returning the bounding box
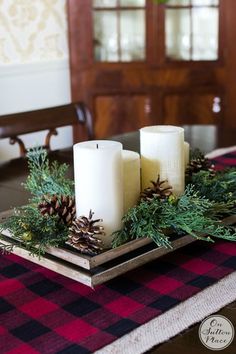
[0,0,68,64]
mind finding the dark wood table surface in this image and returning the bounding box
[1,124,236,212]
[0,124,236,353]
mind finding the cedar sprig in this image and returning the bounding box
[113,198,172,248]
[112,185,236,248]
[23,147,74,201]
[0,205,69,257]
[0,148,74,258]
[2,146,236,258]
[189,168,236,206]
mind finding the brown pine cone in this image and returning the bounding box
[186,150,215,177]
[66,210,105,256]
[38,194,76,225]
[141,175,173,202]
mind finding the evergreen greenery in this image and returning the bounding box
[190,169,236,205]
[1,205,68,257]
[0,147,74,257]
[1,147,236,258]
[112,185,236,248]
[24,147,74,201]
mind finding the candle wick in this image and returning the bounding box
[96,144,99,149]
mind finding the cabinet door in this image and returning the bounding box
[68,0,234,139]
[163,92,223,125]
[94,95,152,138]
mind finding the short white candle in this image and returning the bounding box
[140,125,185,196]
[184,141,190,169]
[73,140,123,248]
[122,150,141,214]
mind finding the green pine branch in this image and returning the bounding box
[23,147,74,201]
[0,204,69,258]
[112,185,236,249]
[0,147,74,258]
[1,146,236,258]
[189,169,236,206]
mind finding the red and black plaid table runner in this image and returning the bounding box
[211,149,236,170]
[1,151,236,354]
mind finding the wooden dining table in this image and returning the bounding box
[0,124,236,354]
[1,124,236,213]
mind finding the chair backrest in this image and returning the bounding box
[0,102,94,157]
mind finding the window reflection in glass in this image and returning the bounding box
[120,10,145,61]
[93,0,117,7]
[120,0,145,6]
[165,0,219,61]
[192,0,219,5]
[94,11,118,61]
[192,7,218,60]
[166,9,191,60]
[93,0,145,62]
[168,0,190,5]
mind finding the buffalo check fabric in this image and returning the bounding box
[1,152,236,354]
[211,149,236,170]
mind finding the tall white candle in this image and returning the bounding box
[73,140,123,248]
[122,150,141,214]
[140,125,185,196]
[184,141,190,169]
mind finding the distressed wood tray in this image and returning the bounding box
[1,210,236,288]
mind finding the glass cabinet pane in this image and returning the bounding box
[167,0,190,5]
[94,0,117,7]
[192,7,218,60]
[192,0,219,5]
[165,0,219,61]
[120,10,145,61]
[166,9,191,60]
[93,11,118,61]
[93,1,146,62]
[120,0,145,6]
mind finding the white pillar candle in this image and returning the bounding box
[184,141,190,169]
[73,140,123,248]
[122,150,141,214]
[140,125,185,196]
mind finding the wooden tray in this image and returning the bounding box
[1,210,236,288]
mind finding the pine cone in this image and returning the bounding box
[66,210,104,256]
[186,150,215,177]
[38,195,76,225]
[140,175,173,202]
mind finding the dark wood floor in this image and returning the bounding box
[149,301,236,354]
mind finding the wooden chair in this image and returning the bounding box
[0,102,94,157]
